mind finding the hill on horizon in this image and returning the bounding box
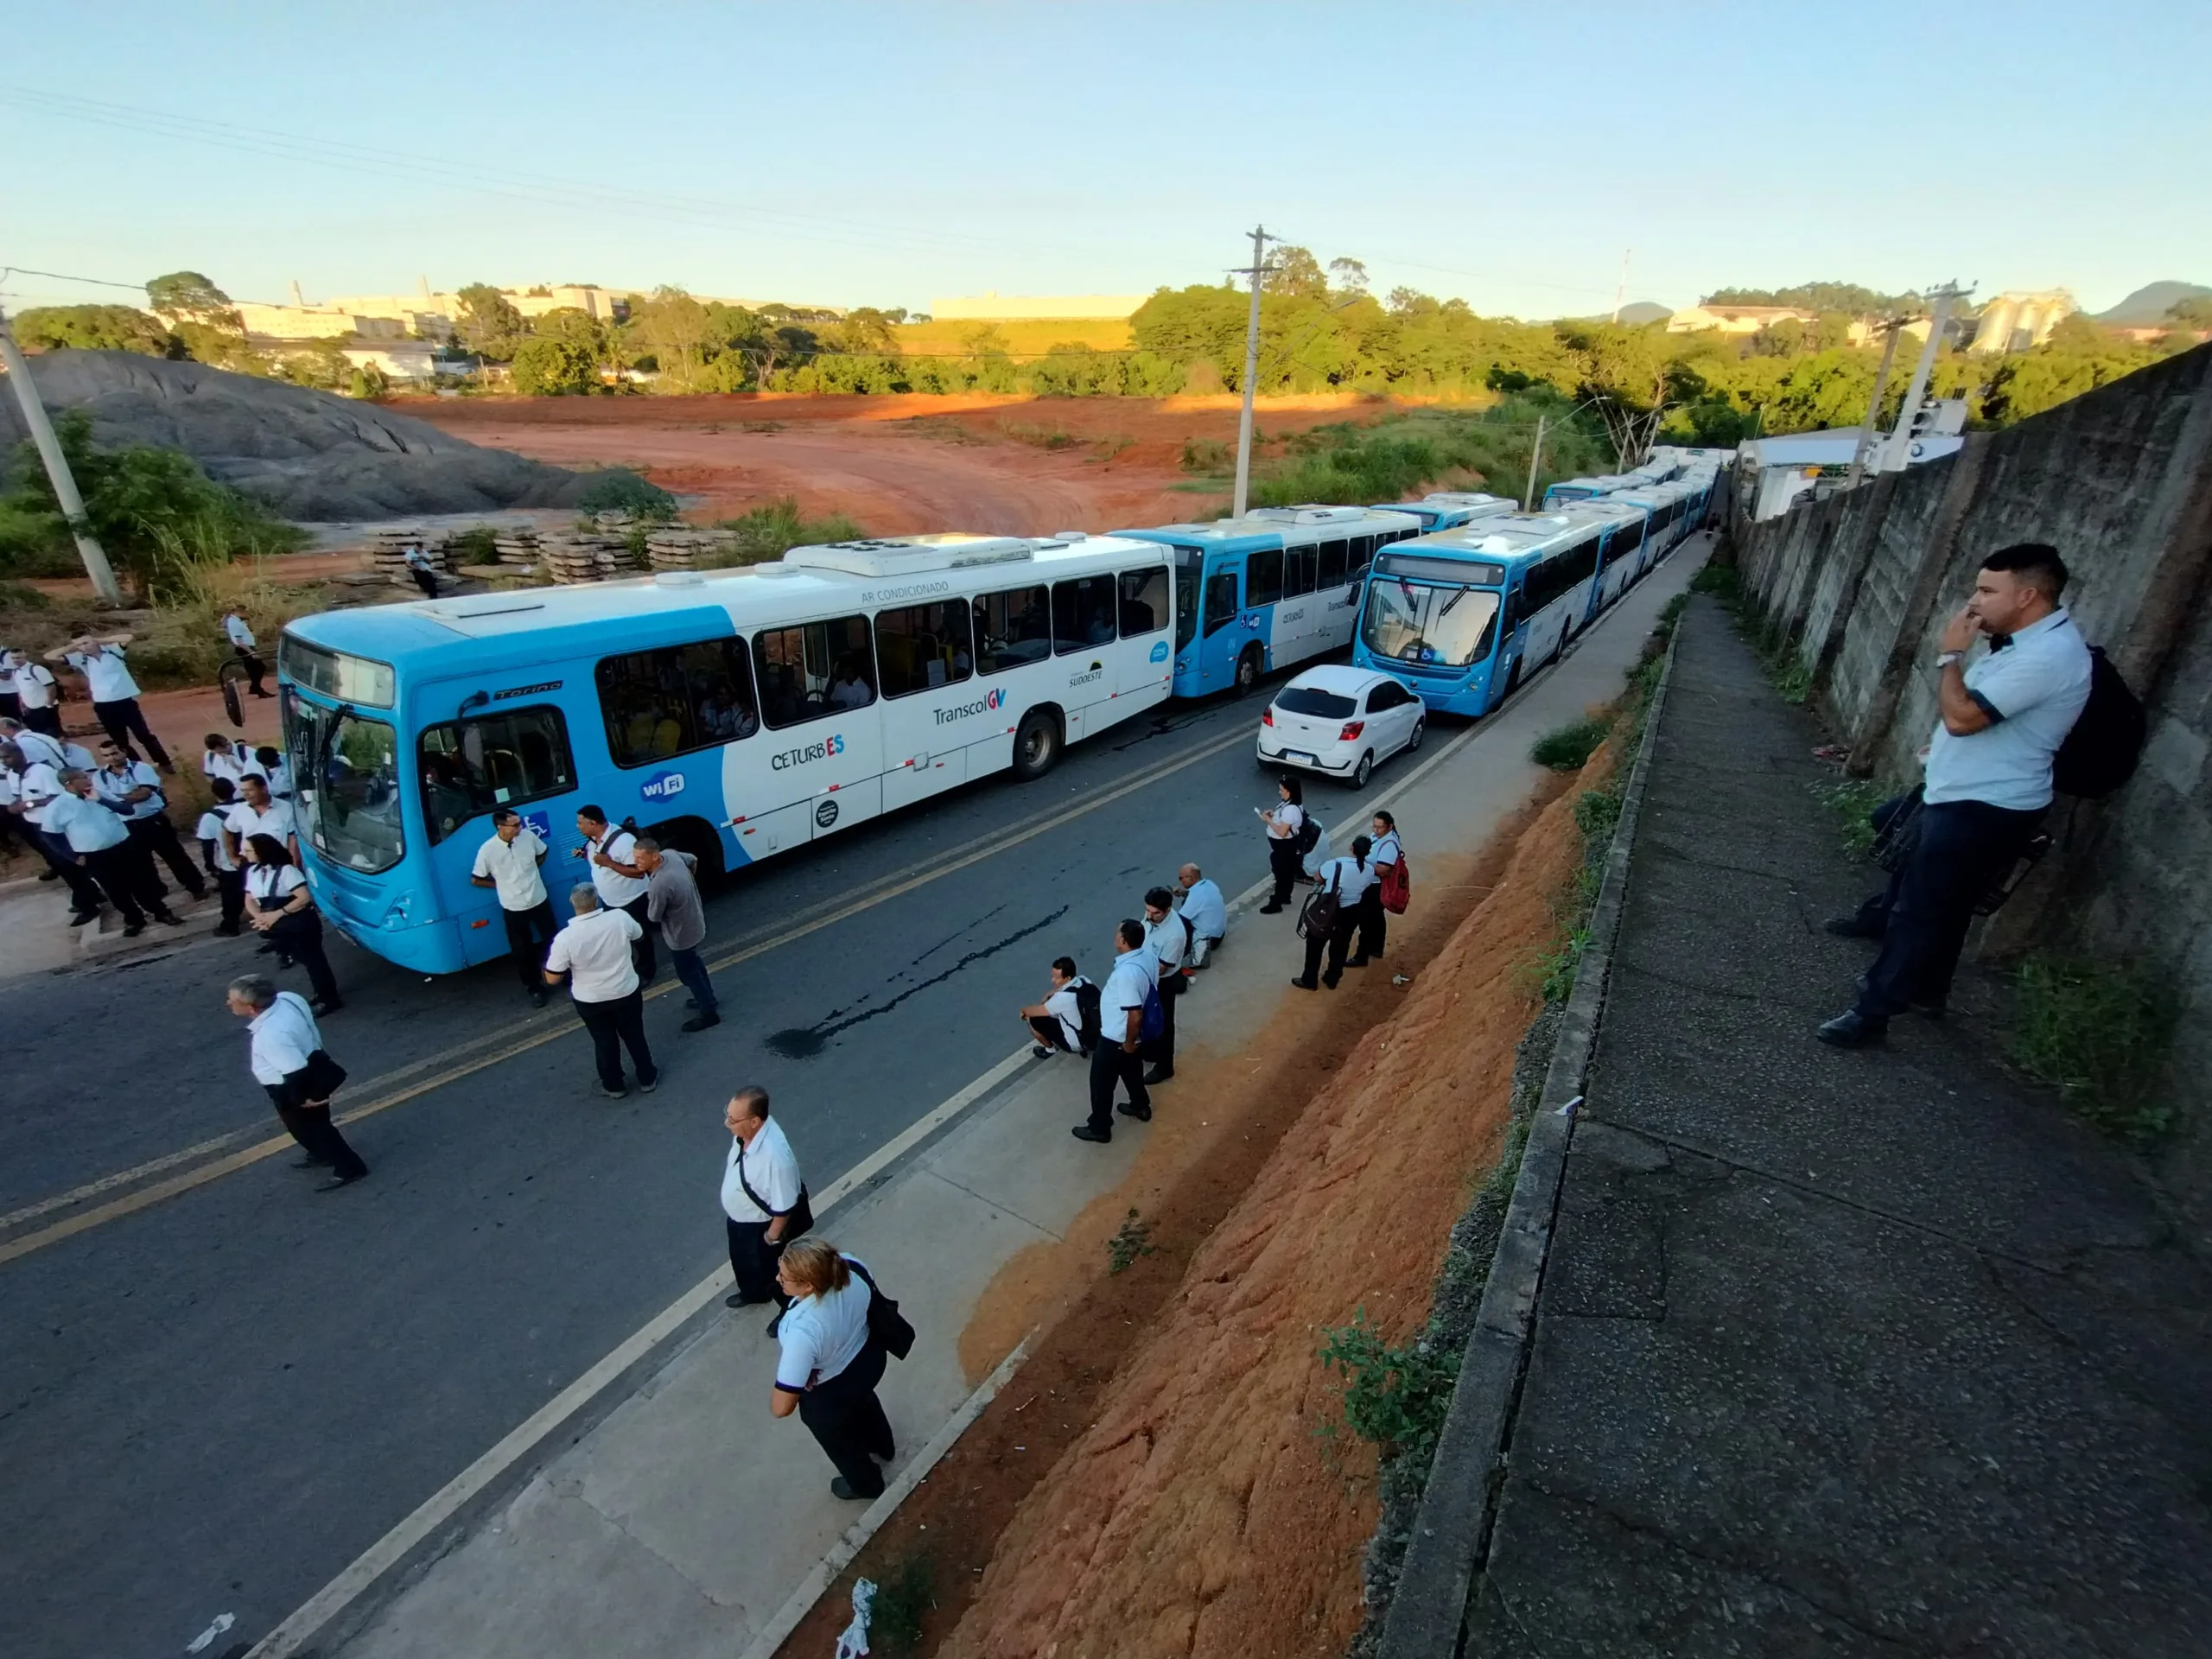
[2094,281,2210,325]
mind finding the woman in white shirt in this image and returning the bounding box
[1293,835,1376,992]
[1257,774,1306,914]
[769,1239,896,1500]
[244,833,343,1014]
[1353,810,1403,966]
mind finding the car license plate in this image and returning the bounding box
[1282,749,1316,765]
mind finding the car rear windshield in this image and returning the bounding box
[1275,686,1358,718]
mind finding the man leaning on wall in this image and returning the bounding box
[1817,543,2091,1047]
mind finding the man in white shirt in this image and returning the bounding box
[573,803,655,982]
[1,717,88,773]
[1076,918,1154,1143]
[720,1084,809,1320]
[223,611,274,699]
[227,973,368,1189]
[199,778,247,935]
[1141,885,1190,1085]
[4,651,62,736]
[1176,863,1228,969]
[252,746,294,798]
[1020,956,1093,1058]
[51,768,181,935]
[471,807,556,1006]
[2,740,105,918]
[543,884,658,1097]
[225,774,302,867]
[202,734,264,791]
[50,633,172,770]
[1821,543,2094,1047]
[92,739,206,902]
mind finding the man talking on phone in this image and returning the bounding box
[1817,543,2089,1047]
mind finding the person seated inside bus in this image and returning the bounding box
[421,753,474,843]
[829,657,875,710]
[699,683,755,741]
[977,590,1051,671]
[766,664,806,727]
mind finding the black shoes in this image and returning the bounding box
[530,990,548,1009]
[70,911,99,927]
[1032,1044,1054,1058]
[682,1013,720,1033]
[766,1312,784,1339]
[598,1083,629,1099]
[289,1155,331,1170]
[123,922,145,938]
[1258,900,1285,915]
[725,1291,772,1309]
[310,997,343,1017]
[830,1477,881,1501]
[1824,914,1885,940]
[1344,955,1370,969]
[315,1172,366,1192]
[1071,1124,1111,1144]
[1816,1010,1888,1047]
[639,1076,660,1094]
[1290,976,1317,990]
[1321,974,1341,990]
[1141,1065,1173,1085]
[154,910,183,927]
[1116,1100,1152,1122]
[214,923,241,938]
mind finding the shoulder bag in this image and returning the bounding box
[845,1259,916,1360]
[1298,868,1343,939]
[734,1142,815,1240]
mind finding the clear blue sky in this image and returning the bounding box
[3,0,2205,321]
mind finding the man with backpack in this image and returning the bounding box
[1022,956,1096,1058]
[1819,543,2094,1047]
[1141,885,1192,1084]
[1074,919,1156,1144]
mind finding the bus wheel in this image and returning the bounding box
[1234,646,1262,696]
[1012,709,1060,781]
[1350,750,1374,789]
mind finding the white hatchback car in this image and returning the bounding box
[1256,664,1427,788]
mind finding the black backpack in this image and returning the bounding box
[2053,647,2146,799]
[1294,816,1322,856]
[1071,978,1103,1053]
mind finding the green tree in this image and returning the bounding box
[2164,296,2212,329]
[510,335,600,396]
[1704,281,1922,317]
[454,283,529,360]
[1264,245,1329,299]
[13,304,180,357]
[145,270,260,371]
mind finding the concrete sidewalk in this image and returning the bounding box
[1461,598,2212,1654]
[266,549,1709,1657]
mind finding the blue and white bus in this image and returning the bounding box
[1540,475,1628,511]
[1378,492,1517,533]
[1351,512,1624,717]
[275,532,1178,975]
[1115,505,1422,697]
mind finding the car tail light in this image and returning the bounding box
[1338,721,1365,741]
[1262,707,1274,726]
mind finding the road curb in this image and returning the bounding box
[1375,610,1681,1658]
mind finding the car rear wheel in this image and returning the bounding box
[1406,715,1426,753]
[1350,750,1373,789]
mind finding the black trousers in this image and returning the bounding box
[213,867,246,931]
[1357,887,1388,959]
[1028,1014,1077,1052]
[34,828,104,912]
[270,1098,369,1180]
[575,989,656,1089]
[20,703,62,737]
[270,908,341,1004]
[726,1216,791,1308]
[1267,840,1303,906]
[130,815,205,897]
[798,1339,893,1497]
[1087,1039,1149,1131]
[234,645,270,696]
[1855,799,2044,1020]
[620,894,657,980]
[83,842,165,925]
[502,899,560,994]
[410,568,439,598]
[1148,977,1181,1069]
[1300,913,1359,987]
[93,697,170,767]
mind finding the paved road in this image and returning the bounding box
[0,665,1421,1658]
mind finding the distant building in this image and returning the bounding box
[1738,413,1967,520]
[1665,303,1818,335]
[931,291,1147,321]
[1968,289,2078,355]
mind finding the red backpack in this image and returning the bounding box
[1379,852,1411,914]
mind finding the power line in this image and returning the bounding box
[0,264,148,292]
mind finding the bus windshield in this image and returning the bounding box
[1361,578,1502,670]
[284,695,406,873]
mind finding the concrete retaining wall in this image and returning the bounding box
[1728,341,2212,1236]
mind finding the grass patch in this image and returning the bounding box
[1688,562,1740,603]
[1812,779,1888,859]
[1180,436,1231,474]
[1530,715,1610,772]
[2007,953,2176,1144]
[1247,396,1612,511]
[996,420,1080,451]
[867,1550,937,1655]
[1317,1308,1461,1466]
[1769,652,1813,704]
[707,498,865,567]
[1107,1208,1156,1274]
[575,467,677,521]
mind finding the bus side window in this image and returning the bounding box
[1052,575,1118,654]
[1246,548,1284,607]
[875,599,974,696]
[754,615,874,728]
[1345,535,1375,587]
[417,706,576,845]
[975,584,1052,673]
[1118,566,1169,636]
[1173,556,1202,651]
[1282,543,1315,598]
[1317,540,1348,590]
[595,638,759,767]
[1203,569,1241,636]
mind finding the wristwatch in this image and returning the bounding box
[1935,650,1966,669]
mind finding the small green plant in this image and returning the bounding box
[1530,715,1610,772]
[999,421,1078,451]
[1531,924,1591,1003]
[869,1550,937,1654]
[575,467,677,521]
[708,498,866,568]
[1108,1208,1156,1274]
[1688,562,1739,603]
[445,525,499,567]
[1769,653,1813,704]
[1573,785,1624,849]
[1179,437,1231,474]
[1317,1308,1461,1465]
[2007,953,2176,1144]
[1656,592,1689,632]
[1812,779,1888,859]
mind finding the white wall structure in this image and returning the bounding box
[1968,290,2078,355]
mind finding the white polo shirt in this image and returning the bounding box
[1103,946,1154,1041]
[1318,854,1379,906]
[773,1262,875,1395]
[247,863,308,905]
[93,760,164,820]
[472,828,550,911]
[204,749,257,789]
[1145,912,1190,977]
[584,826,649,907]
[67,647,141,702]
[46,790,131,853]
[1924,609,2093,811]
[225,614,257,648]
[16,760,64,826]
[721,1117,803,1224]
[247,991,322,1085]
[1042,976,1090,1049]
[1178,878,1227,942]
[1370,830,1402,869]
[11,728,73,771]
[546,906,641,1002]
[228,798,300,850]
[10,663,57,709]
[197,808,238,872]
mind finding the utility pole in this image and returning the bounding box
[0,307,122,604]
[1611,248,1632,325]
[1522,414,1547,510]
[1879,281,1969,474]
[1845,317,1905,489]
[1231,224,1274,518]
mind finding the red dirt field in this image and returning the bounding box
[399,393,1416,537]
